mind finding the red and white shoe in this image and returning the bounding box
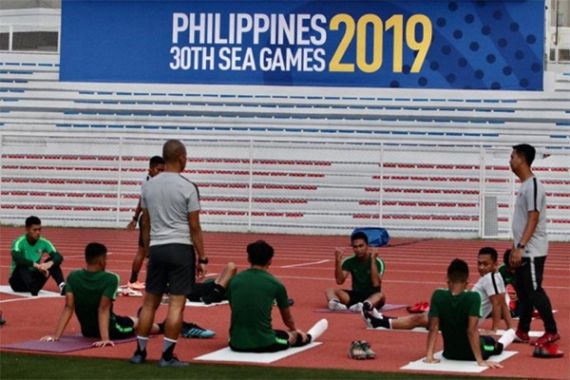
[533,332,561,346]
[407,302,429,314]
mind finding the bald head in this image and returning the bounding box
[162,139,187,171]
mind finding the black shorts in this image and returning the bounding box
[187,281,216,302]
[109,314,135,340]
[146,243,195,295]
[345,287,381,306]
[230,330,290,353]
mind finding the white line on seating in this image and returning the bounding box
[280,259,330,268]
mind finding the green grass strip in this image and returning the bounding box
[1,352,511,380]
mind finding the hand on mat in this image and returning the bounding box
[40,335,58,342]
[93,340,115,348]
[479,360,503,369]
[423,357,440,364]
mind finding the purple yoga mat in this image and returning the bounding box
[314,303,407,314]
[1,334,136,353]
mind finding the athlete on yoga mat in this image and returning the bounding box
[227,240,327,353]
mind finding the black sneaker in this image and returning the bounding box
[129,349,147,364]
[158,356,189,368]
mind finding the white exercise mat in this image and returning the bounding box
[185,300,229,307]
[0,285,61,298]
[195,342,322,364]
[401,350,517,373]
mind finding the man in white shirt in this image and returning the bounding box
[509,143,559,346]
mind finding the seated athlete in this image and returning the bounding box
[41,242,210,346]
[425,259,509,368]
[325,231,385,313]
[187,262,237,305]
[227,240,327,352]
[363,247,512,333]
[9,216,65,296]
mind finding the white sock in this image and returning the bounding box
[498,328,516,349]
[307,319,328,341]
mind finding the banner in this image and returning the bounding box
[60,0,544,90]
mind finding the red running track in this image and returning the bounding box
[0,226,568,378]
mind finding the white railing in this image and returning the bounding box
[1,131,569,240]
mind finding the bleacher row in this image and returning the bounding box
[0,52,569,238]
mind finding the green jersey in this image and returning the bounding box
[227,268,289,350]
[429,289,482,361]
[65,270,120,338]
[498,264,516,287]
[341,255,385,291]
[10,234,62,275]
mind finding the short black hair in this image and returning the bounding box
[247,240,274,266]
[85,242,107,265]
[503,249,512,267]
[447,258,469,283]
[512,143,536,166]
[478,247,498,263]
[149,155,165,168]
[350,231,368,245]
[25,216,41,228]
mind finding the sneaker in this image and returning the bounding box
[359,340,376,359]
[119,287,143,297]
[348,340,367,360]
[514,330,530,343]
[128,281,146,290]
[158,356,189,368]
[348,303,363,313]
[129,349,146,364]
[533,342,564,358]
[363,302,384,319]
[307,319,328,341]
[58,282,66,296]
[181,322,215,339]
[328,299,347,311]
[533,332,561,346]
[407,301,429,313]
[361,307,389,329]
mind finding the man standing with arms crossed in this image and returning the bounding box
[509,144,559,345]
[130,139,207,367]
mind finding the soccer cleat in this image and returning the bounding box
[158,356,189,368]
[358,340,376,359]
[307,319,328,341]
[328,299,348,311]
[514,330,530,343]
[128,281,146,290]
[533,342,564,358]
[348,341,367,360]
[348,302,363,313]
[129,349,147,364]
[181,322,215,339]
[533,332,561,346]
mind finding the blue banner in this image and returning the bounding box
[60,0,544,90]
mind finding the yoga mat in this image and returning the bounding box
[0,285,60,298]
[185,300,229,307]
[0,335,136,353]
[401,350,517,373]
[368,327,429,333]
[194,342,322,364]
[495,329,543,338]
[314,304,407,314]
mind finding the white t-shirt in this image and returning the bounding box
[512,176,548,257]
[141,172,201,246]
[472,271,506,320]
